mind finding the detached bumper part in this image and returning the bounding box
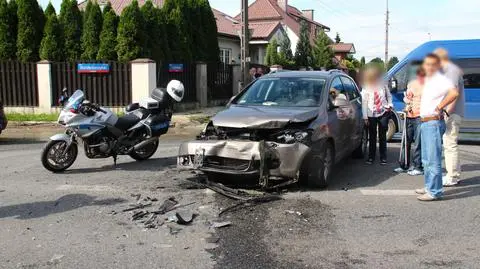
[177,140,311,183]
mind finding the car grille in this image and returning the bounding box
[204,156,258,171]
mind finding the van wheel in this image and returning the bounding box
[387,118,396,141]
[303,142,334,188]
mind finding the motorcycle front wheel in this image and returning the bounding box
[41,140,78,172]
[129,138,159,161]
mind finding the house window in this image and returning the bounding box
[219,48,232,64]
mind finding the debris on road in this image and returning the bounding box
[205,234,220,243]
[156,197,178,214]
[212,221,232,228]
[175,210,195,225]
[218,195,282,216]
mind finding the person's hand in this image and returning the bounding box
[364,119,369,126]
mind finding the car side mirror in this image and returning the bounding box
[389,78,398,93]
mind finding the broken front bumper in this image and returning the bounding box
[177,140,311,181]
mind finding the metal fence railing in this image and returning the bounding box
[0,61,38,106]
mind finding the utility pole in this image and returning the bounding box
[384,0,389,69]
[241,0,250,85]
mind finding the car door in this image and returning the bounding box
[327,76,350,160]
[340,76,363,151]
[456,58,480,131]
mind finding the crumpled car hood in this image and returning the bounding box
[211,105,319,129]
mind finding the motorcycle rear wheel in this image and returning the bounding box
[129,138,159,161]
[41,140,78,172]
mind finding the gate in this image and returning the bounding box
[0,61,38,106]
[208,63,233,100]
[157,63,196,102]
[51,61,131,107]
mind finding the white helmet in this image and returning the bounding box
[167,80,185,102]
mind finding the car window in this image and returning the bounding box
[455,58,480,89]
[340,77,360,100]
[235,77,326,107]
[329,77,347,104]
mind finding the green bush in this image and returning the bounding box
[81,0,102,60]
[59,0,82,61]
[16,0,43,62]
[0,0,17,60]
[96,3,117,60]
[116,0,144,62]
[40,14,63,61]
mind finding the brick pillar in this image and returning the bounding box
[196,62,208,107]
[36,60,53,113]
[131,59,156,103]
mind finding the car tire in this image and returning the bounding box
[305,142,334,188]
[352,139,364,159]
[387,118,396,141]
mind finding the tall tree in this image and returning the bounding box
[312,29,335,70]
[265,39,279,66]
[198,0,219,62]
[141,1,164,61]
[294,20,312,68]
[335,32,341,44]
[166,6,191,61]
[387,56,399,70]
[96,4,117,60]
[44,1,55,17]
[0,0,17,60]
[59,0,82,61]
[279,33,293,66]
[16,0,43,62]
[40,14,63,61]
[102,1,112,14]
[360,56,366,67]
[116,0,144,62]
[369,57,385,71]
[81,1,102,60]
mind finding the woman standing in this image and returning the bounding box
[361,67,393,165]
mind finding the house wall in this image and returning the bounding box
[218,36,241,64]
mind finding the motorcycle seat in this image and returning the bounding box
[115,113,142,131]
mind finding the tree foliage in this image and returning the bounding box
[198,0,219,62]
[312,29,334,70]
[116,0,144,62]
[360,56,366,67]
[294,20,312,68]
[265,38,280,66]
[16,0,43,62]
[140,0,167,61]
[0,0,17,60]
[278,33,294,67]
[368,57,386,71]
[81,0,102,59]
[387,56,399,70]
[44,1,55,17]
[40,14,63,61]
[59,0,82,61]
[97,3,118,60]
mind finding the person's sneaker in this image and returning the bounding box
[415,188,426,195]
[407,169,423,176]
[380,159,387,165]
[442,176,459,187]
[394,167,408,173]
[417,193,440,201]
[365,159,373,165]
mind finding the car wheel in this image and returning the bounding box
[387,118,396,141]
[305,142,334,188]
[352,135,364,159]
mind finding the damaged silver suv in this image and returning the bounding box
[178,71,364,188]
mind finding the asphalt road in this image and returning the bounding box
[1,126,480,269]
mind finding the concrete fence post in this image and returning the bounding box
[37,60,53,113]
[131,59,156,103]
[231,64,242,95]
[196,62,208,107]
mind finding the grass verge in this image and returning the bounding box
[7,113,59,122]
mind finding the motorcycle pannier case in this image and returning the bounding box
[145,114,170,136]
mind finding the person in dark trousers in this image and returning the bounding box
[395,67,425,175]
[361,66,393,165]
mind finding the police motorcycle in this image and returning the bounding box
[41,80,185,172]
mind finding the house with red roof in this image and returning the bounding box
[330,42,356,62]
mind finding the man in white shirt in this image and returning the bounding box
[415,53,459,201]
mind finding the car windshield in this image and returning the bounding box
[236,77,326,107]
[64,90,84,111]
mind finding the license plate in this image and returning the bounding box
[193,148,205,168]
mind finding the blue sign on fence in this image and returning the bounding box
[168,64,184,73]
[77,63,110,74]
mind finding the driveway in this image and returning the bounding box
[1,126,479,269]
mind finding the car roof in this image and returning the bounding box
[263,70,345,79]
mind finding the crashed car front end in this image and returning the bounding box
[177,123,312,188]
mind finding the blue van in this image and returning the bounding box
[386,39,480,139]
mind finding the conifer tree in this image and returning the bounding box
[294,20,312,68]
[59,0,82,61]
[0,0,17,59]
[81,0,102,59]
[16,0,43,62]
[312,29,335,70]
[44,2,55,17]
[40,14,63,61]
[116,0,144,62]
[96,4,117,60]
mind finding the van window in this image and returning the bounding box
[454,59,480,89]
[340,77,360,100]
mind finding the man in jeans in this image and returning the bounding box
[415,54,459,201]
[434,48,465,186]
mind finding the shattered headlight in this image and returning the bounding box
[274,130,311,144]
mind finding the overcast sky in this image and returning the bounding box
[42,0,480,61]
